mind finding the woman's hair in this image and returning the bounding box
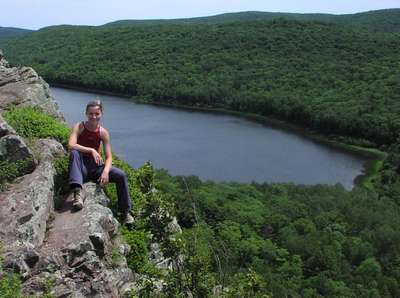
[86,98,103,113]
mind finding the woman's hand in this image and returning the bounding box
[91,148,103,165]
[98,169,109,187]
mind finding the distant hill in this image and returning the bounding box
[0,27,33,41]
[103,8,400,32]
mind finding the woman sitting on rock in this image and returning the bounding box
[67,99,134,225]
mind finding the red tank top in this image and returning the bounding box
[77,122,102,155]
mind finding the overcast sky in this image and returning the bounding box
[3,0,400,30]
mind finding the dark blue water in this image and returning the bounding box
[52,87,368,190]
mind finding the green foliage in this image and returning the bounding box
[121,228,152,274]
[111,248,125,267]
[155,169,400,297]
[104,159,177,285]
[3,106,69,144]
[222,268,271,298]
[0,273,22,298]
[41,275,56,297]
[137,161,155,193]
[101,9,400,32]
[0,27,32,41]
[164,225,216,297]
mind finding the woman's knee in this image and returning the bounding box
[70,149,80,159]
[111,167,127,182]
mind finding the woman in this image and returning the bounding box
[67,99,134,225]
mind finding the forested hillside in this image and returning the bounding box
[0,26,33,41]
[104,9,400,32]
[2,19,400,147]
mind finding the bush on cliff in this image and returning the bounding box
[3,106,69,144]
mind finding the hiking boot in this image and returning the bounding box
[72,188,84,211]
[122,212,135,226]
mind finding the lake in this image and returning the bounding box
[52,87,369,190]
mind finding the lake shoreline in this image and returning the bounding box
[50,82,385,189]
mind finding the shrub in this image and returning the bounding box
[121,228,152,274]
[3,106,69,144]
[0,270,22,298]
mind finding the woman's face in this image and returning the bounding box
[86,106,102,123]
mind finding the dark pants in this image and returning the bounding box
[68,150,131,211]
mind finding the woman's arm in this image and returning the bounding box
[98,128,113,186]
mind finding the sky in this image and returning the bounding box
[2,0,400,30]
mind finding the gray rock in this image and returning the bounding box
[0,138,66,263]
[24,249,40,268]
[118,244,131,256]
[168,216,182,234]
[0,113,16,137]
[34,138,65,158]
[0,57,64,120]
[25,182,134,297]
[150,243,172,270]
[0,50,9,67]
[0,134,36,174]
[3,254,31,279]
[81,182,119,257]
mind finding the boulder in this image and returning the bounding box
[0,134,36,175]
[0,113,16,137]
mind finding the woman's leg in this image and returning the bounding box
[68,150,87,187]
[68,150,87,210]
[108,166,132,212]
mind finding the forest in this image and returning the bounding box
[0,27,32,41]
[153,165,400,297]
[1,11,400,296]
[103,9,400,32]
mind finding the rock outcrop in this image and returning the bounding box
[22,183,135,297]
[0,138,64,277]
[0,50,64,120]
